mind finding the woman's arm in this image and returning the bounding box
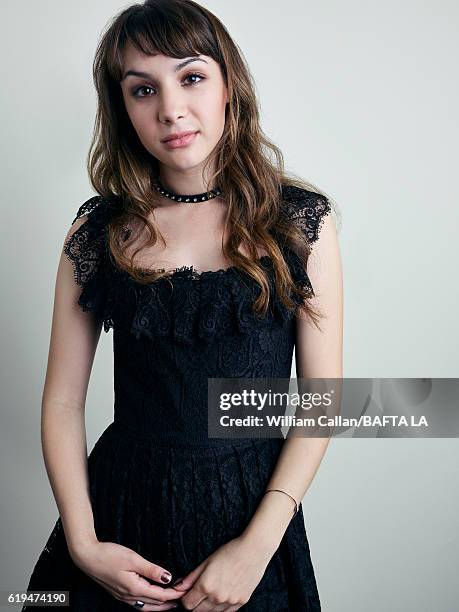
[241,212,344,554]
[39,216,185,608]
[41,216,103,558]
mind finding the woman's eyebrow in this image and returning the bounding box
[122,57,208,81]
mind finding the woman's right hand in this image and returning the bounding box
[71,540,183,610]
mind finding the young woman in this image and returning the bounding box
[22,0,342,610]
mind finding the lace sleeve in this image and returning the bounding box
[63,195,116,331]
[280,185,332,303]
[281,185,331,244]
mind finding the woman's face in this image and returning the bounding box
[120,42,228,174]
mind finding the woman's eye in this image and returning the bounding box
[183,73,205,86]
[133,85,155,98]
[132,73,205,98]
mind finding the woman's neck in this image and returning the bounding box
[158,167,218,195]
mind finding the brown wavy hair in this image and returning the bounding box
[87,0,339,328]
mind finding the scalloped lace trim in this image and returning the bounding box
[125,255,275,282]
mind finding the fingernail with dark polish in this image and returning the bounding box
[161,571,172,583]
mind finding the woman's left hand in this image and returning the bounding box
[171,534,275,611]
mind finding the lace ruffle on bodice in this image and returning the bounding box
[63,186,331,345]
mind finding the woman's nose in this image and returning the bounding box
[157,87,187,124]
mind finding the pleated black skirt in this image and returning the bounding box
[22,422,321,611]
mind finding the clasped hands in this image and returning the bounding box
[72,532,275,611]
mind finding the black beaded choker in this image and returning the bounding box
[153,176,223,203]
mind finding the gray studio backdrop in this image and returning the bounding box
[1,1,458,611]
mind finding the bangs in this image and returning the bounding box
[108,2,224,82]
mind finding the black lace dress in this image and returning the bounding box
[22,185,331,611]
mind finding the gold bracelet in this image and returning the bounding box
[264,488,299,516]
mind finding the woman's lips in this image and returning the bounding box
[162,131,199,149]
